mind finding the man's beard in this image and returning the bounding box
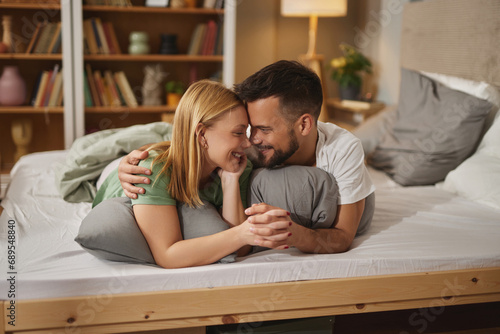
[249,130,299,168]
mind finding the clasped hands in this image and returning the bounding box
[243,203,293,250]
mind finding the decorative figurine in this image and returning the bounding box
[142,64,167,106]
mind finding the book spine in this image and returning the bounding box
[94,71,109,106]
[46,22,61,54]
[83,20,99,55]
[30,71,43,105]
[85,64,101,107]
[117,71,138,107]
[34,71,49,107]
[104,70,121,106]
[90,18,103,54]
[95,18,110,54]
[48,72,63,107]
[25,22,42,54]
[83,71,93,107]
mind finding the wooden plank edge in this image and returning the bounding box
[6,292,500,334]
[5,267,500,331]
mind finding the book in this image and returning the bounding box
[25,22,43,54]
[85,64,101,106]
[115,71,137,107]
[339,99,385,111]
[83,19,99,54]
[33,71,50,107]
[102,22,121,54]
[215,21,223,55]
[104,70,121,106]
[48,72,63,107]
[94,17,110,54]
[30,71,43,105]
[204,20,218,55]
[94,70,109,106]
[41,64,59,107]
[83,71,93,107]
[34,22,57,54]
[46,22,61,54]
[112,74,127,106]
[90,18,104,54]
[188,23,207,55]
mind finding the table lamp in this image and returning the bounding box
[281,0,347,122]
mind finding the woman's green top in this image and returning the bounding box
[93,150,253,209]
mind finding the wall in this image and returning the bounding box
[234,0,409,106]
[235,0,360,99]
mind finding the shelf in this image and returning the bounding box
[84,54,223,62]
[85,106,176,113]
[82,5,223,15]
[0,3,61,10]
[0,106,64,114]
[0,54,63,60]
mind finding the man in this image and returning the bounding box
[119,60,375,254]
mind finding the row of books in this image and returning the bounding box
[83,18,122,55]
[83,64,138,107]
[84,0,132,5]
[25,21,62,54]
[188,20,223,56]
[30,64,63,107]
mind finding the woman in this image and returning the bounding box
[91,80,291,268]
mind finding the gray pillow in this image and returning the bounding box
[76,197,236,264]
[249,166,339,229]
[353,106,397,157]
[248,166,374,235]
[368,68,493,186]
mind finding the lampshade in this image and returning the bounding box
[281,0,347,17]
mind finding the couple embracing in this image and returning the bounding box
[84,60,375,268]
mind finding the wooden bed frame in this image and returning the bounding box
[1,267,500,333]
[2,0,500,333]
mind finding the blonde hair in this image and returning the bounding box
[147,80,244,207]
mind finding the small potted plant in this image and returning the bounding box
[330,44,372,101]
[165,80,185,106]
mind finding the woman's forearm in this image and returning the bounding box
[221,176,246,227]
[156,225,247,268]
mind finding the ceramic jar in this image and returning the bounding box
[128,31,150,55]
[0,66,26,106]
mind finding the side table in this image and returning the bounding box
[326,98,386,131]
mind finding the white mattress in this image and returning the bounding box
[1,150,499,300]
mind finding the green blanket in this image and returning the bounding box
[55,122,173,203]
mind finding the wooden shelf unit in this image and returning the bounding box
[79,0,228,135]
[0,1,67,172]
[0,0,236,173]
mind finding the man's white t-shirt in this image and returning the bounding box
[316,122,375,205]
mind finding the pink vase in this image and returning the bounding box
[0,66,27,106]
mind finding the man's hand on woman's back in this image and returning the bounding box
[118,150,152,199]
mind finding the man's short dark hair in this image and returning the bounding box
[234,60,323,123]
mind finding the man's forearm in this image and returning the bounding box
[289,224,352,254]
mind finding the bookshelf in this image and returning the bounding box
[0,0,236,174]
[74,0,236,137]
[0,1,74,173]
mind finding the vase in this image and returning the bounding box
[128,31,150,55]
[0,66,26,106]
[339,85,361,101]
[159,34,179,54]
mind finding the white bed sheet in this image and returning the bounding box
[1,150,499,300]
